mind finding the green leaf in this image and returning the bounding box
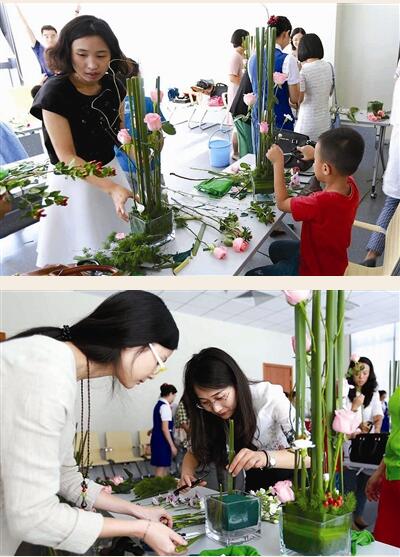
[162,121,176,135]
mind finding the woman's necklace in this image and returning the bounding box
[80,358,91,509]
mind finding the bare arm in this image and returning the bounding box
[178,451,205,488]
[373,415,383,433]
[298,91,305,104]
[229,448,309,476]
[161,421,177,457]
[229,74,241,86]
[16,5,36,47]
[266,145,292,213]
[288,83,300,105]
[42,109,133,221]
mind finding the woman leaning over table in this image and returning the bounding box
[179,347,300,493]
[0,291,186,556]
[366,386,400,548]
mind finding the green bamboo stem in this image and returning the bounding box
[227,419,235,493]
[311,290,323,497]
[325,291,338,482]
[336,291,346,409]
[294,303,307,497]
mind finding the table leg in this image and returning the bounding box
[371,126,385,199]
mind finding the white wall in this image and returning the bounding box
[1,291,294,446]
[335,4,400,111]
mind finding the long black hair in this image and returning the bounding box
[8,291,179,364]
[46,15,131,75]
[347,356,378,408]
[183,347,258,468]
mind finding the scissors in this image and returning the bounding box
[173,472,209,496]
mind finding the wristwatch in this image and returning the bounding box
[268,455,277,468]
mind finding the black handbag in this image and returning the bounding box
[349,433,389,465]
[275,129,314,171]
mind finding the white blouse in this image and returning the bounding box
[345,389,383,431]
[250,382,295,450]
[1,336,104,556]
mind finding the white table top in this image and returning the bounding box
[339,109,391,128]
[110,487,400,555]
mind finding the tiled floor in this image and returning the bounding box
[0,108,392,275]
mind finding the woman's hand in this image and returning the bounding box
[228,448,267,477]
[134,505,173,528]
[109,183,134,222]
[297,145,315,161]
[351,393,365,411]
[365,469,384,502]
[177,471,207,491]
[140,521,186,556]
[171,445,178,458]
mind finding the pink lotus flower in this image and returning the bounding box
[259,121,269,134]
[110,475,124,486]
[367,113,378,122]
[150,90,164,103]
[283,290,312,306]
[115,232,126,240]
[291,335,312,354]
[144,113,162,131]
[270,480,295,503]
[273,72,288,86]
[332,408,361,435]
[117,128,132,145]
[243,93,257,107]
[350,354,359,363]
[213,246,228,259]
[232,237,249,253]
[101,485,113,494]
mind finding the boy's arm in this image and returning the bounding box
[267,145,292,213]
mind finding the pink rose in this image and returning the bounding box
[367,113,378,122]
[111,475,124,486]
[213,246,228,259]
[117,128,132,145]
[101,485,113,494]
[144,113,162,131]
[283,290,312,306]
[243,93,257,107]
[115,232,126,240]
[377,110,385,117]
[271,480,295,503]
[150,90,164,103]
[273,72,288,86]
[259,121,269,134]
[290,173,301,186]
[350,354,359,363]
[232,237,249,253]
[332,408,361,435]
[228,163,241,175]
[291,335,312,354]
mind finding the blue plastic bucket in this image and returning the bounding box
[209,137,231,168]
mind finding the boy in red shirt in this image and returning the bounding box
[246,127,364,276]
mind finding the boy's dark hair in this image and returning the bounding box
[30,85,42,98]
[268,16,292,37]
[298,33,324,62]
[230,29,249,48]
[41,25,57,34]
[318,127,365,176]
[160,383,177,397]
[45,15,130,75]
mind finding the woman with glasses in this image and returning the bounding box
[0,291,186,557]
[179,347,299,492]
[150,383,178,477]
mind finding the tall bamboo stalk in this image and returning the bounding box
[311,291,323,497]
[325,291,338,480]
[295,303,307,494]
[227,419,235,493]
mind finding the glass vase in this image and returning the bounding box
[129,208,175,246]
[205,490,261,545]
[251,169,274,200]
[279,505,352,556]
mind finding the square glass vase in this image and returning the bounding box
[279,505,352,556]
[251,170,274,201]
[129,208,175,247]
[205,490,261,545]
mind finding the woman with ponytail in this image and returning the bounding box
[0,291,186,556]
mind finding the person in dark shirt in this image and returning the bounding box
[30,15,135,267]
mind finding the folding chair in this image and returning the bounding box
[74,431,109,478]
[105,431,145,479]
[139,430,152,476]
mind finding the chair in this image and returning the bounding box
[345,204,400,276]
[105,431,145,479]
[74,431,110,467]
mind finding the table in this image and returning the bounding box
[109,487,400,555]
[155,153,301,275]
[340,110,391,199]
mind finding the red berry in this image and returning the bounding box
[323,501,329,508]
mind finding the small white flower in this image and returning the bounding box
[323,473,330,482]
[292,439,315,450]
[284,114,294,122]
[136,203,145,214]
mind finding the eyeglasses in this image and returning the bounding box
[148,343,167,375]
[196,389,231,411]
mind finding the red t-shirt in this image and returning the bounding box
[290,177,360,276]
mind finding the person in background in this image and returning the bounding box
[290,27,306,62]
[294,34,333,142]
[227,28,249,160]
[365,386,400,548]
[344,356,383,531]
[362,58,400,267]
[180,347,299,493]
[0,122,28,164]
[151,383,178,477]
[16,4,81,79]
[174,398,190,473]
[379,390,390,432]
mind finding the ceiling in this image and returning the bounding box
[84,290,400,336]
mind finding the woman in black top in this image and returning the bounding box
[30,15,134,267]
